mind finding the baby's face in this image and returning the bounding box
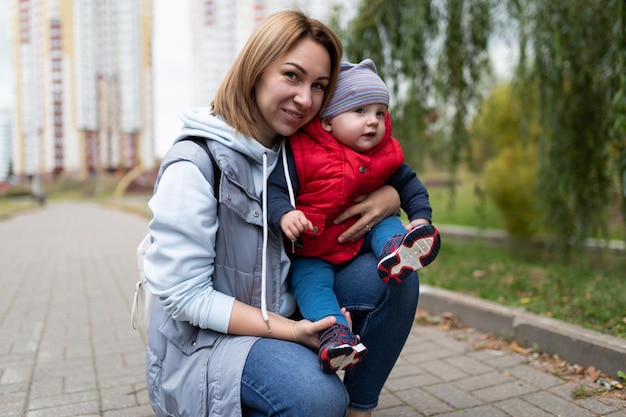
[321,104,388,153]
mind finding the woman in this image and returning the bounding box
[144,10,420,417]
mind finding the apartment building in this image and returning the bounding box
[9,0,154,179]
[6,0,356,179]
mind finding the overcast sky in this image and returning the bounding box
[153,1,192,156]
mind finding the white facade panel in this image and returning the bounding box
[18,0,44,176]
[119,0,142,133]
[0,110,11,181]
[74,0,98,131]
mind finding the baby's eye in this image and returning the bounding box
[376,111,386,117]
[354,108,365,114]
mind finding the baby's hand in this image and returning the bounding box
[280,210,314,242]
[407,218,430,231]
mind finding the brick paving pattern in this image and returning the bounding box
[0,202,624,416]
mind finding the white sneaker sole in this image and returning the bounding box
[328,343,367,371]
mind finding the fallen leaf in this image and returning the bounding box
[586,366,601,382]
[510,341,529,354]
[439,312,463,330]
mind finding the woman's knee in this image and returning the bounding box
[243,339,348,416]
[243,369,348,417]
[297,375,348,416]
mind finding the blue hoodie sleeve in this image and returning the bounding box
[267,143,300,229]
[386,163,432,222]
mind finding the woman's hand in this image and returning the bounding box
[229,301,338,350]
[335,185,401,243]
[228,302,358,350]
[291,308,355,350]
[340,307,353,329]
[291,316,336,350]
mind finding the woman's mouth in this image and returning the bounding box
[284,109,304,120]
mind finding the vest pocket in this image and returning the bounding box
[159,315,220,355]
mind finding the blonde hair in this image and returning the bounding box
[211,10,343,140]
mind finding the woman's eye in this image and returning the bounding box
[312,82,326,91]
[285,72,297,80]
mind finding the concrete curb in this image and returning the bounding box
[438,224,625,252]
[418,284,626,379]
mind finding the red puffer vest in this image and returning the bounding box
[289,114,403,264]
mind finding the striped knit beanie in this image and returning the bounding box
[320,59,390,119]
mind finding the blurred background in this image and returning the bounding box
[0,0,624,339]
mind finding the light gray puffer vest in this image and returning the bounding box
[146,138,286,417]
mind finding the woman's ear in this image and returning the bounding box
[321,117,333,133]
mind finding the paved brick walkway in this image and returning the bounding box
[0,202,624,416]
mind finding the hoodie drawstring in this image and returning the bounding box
[281,143,297,252]
[281,142,296,209]
[261,152,271,332]
[261,144,294,333]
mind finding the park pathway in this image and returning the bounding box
[0,202,624,416]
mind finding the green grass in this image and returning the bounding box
[416,169,626,339]
[427,176,504,230]
[0,198,40,219]
[420,238,626,338]
[423,169,625,240]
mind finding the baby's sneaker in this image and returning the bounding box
[318,324,367,374]
[377,224,441,284]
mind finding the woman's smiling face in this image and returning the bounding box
[252,37,331,147]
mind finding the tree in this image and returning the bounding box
[471,83,540,238]
[341,0,626,255]
[469,83,536,167]
[510,0,626,253]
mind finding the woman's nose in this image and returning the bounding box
[293,86,312,109]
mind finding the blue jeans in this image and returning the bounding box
[290,216,406,326]
[241,252,420,414]
[241,339,349,417]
